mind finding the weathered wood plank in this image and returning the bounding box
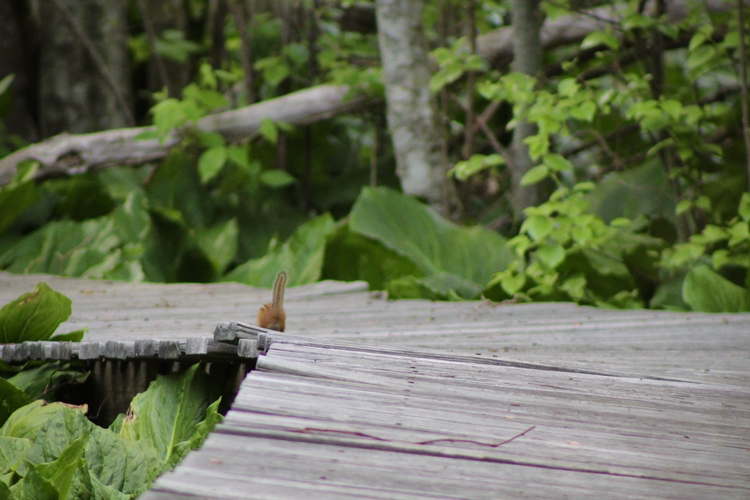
[142,339,750,498]
[3,271,747,384]
[241,345,750,482]
[157,340,181,359]
[237,339,258,359]
[1,336,247,364]
[2,271,749,498]
[145,430,747,499]
[149,451,737,499]
[77,341,103,359]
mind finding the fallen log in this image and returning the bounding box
[476,0,731,62]
[0,84,371,185]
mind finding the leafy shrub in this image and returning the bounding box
[0,365,221,499]
[0,284,222,498]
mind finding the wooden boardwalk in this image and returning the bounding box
[1,272,749,498]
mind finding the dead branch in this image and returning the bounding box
[0,85,374,185]
[476,0,732,65]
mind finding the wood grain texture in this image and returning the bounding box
[145,341,750,498]
[2,271,749,498]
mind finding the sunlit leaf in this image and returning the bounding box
[683,265,750,312]
[260,169,296,188]
[0,283,71,344]
[520,165,551,185]
[198,145,227,184]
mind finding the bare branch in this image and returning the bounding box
[0,85,376,185]
[476,0,733,64]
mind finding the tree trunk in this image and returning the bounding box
[374,0,445,211]
[140,0,192,98]
[39,0,131,136]
[1,0,40,143]
[510,0,544,221]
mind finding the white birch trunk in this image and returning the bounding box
[374,0,444,210]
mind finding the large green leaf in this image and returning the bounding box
[56,174,116,221]
[169,398,223,470]
[587,160,675,223]
[35,434,88,500]
[0,401,65,440]
[650,270,690,311]
[196,218,238,273]
[112,190,151,243]
[23,404,160,497]
[117,364,222,470]
[0,212,146,281]
[10,463,58,500]
[145,151,209,230]
[0,220,100,275]
[323,224,422,290]
[90,474,130,500]
[348,187,515,286]
[97,165,151,202]
[683,265,750,312]
[0,436,33,477]
[224,213,336,286]
[24,406,95,466]
[49,329,86,342]
[0,179,37,235]
[8,362,88,401]
[388,272,484,300]
[87,417,160,495]
[0,378,33,427]
[0,282,71,343]
[187,398,222,451]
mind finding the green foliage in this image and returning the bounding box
[437,2,749,311]
[2,0,748,314]
[430,39,488,93]
[0,282,85,344]
[325,187,515,300]
[129,29,202,65]
[140,64,230,144]
[0,1,394,292]
[0,161,38,235]
[450,154,505,181]
[658,194,750,311]
[682,265,750,312]
[6,362,88,402]
[489,183,662,307]
[0,191,150,281]
[116,364,222,469]
[225,213,336,287]
[0,378,33,427]
[318,25,383,95]
[0,364,222,499]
